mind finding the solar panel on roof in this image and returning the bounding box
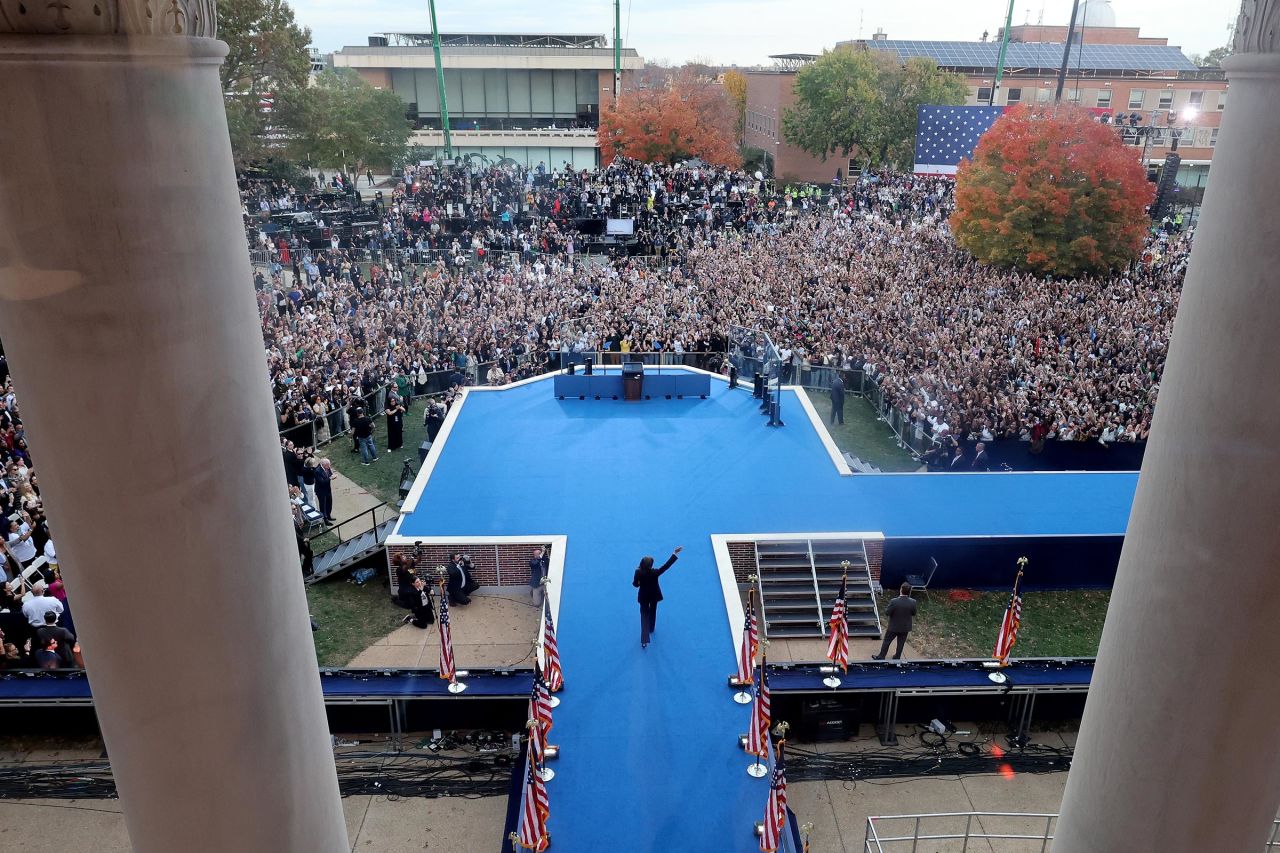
[866,39,1198,72]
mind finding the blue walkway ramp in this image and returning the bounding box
[396,378,1136,852]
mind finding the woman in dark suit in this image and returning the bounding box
[632,546,682,649]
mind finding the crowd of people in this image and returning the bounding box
[0,361,77,671]
[247,158,1189,450]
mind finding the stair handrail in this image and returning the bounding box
[806,540,827,636]
[861,539,883,636]
[752,543,769,638]
[305,500,393,551]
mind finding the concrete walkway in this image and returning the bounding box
[348,591,541,669]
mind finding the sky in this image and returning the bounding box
[291,0,1236,65]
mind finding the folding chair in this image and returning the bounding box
[904,557,939,601]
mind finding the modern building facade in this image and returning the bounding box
[331,32,644,170]
[747,14,1224,190]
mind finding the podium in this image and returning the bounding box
[623,362,644,401]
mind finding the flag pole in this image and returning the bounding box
[437,570,467,694]
[823,561,850,688]
[989,556,1028,680]
[733,579,757,703]
[746,648,770,778]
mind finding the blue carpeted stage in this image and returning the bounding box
[391,371,1136,853]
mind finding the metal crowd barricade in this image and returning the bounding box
[864,812,1056,852]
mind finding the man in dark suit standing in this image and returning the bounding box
[873,583,917,660]
[971,442,991,472]
[632,546,683,649]
[529,546,548,607]
[830,374,845,425]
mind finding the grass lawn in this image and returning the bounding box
[822,395,921,472]
[302,398,434,666]
[898,589,1112,659]
[307,572,404,666]
[323,398,432,506]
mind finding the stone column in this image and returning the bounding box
[1054,6,1280,852]
[0,5,348,852]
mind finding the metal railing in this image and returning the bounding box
[867,813,1280,851]
[865,812,1056,852]
[304,501,398,557]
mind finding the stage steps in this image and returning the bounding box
[306,518,396,584]
[755,538,881,639]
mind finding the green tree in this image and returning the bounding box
[217,0,312,164]
[782,48,966,169]
[281,69,412,177]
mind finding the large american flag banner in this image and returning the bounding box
[914,105,1006,176]
[515,757,549,851]
[437,584,456,682]
[542,603,564,693]
[825,574,849,673]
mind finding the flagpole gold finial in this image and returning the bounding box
[748,573,758,584]
[527,718,538,730]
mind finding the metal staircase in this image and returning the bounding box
[304,503,398,584]
[754,537,881,639]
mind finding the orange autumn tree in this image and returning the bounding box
[599,72,741,167]
[951,104,1154,276]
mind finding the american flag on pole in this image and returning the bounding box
[760,743,790,853]
[437,585,456,682]
[736,591,760,684]
[533,665,554,734]
[542,603,564,693]
[746,658,772,759]
[826,574,849,673]
[515,758,549,851]
[527,714,545,766]
[994,562,1027,666]
[914,105,1005,176]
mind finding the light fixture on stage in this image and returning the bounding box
[727,675,753,703]
[820,665,842,689]
[584,357,593,375]
[567,362,576,375]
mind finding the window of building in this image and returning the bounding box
[1006,87,1022,105]
[1217,90,1227,110]
[1158,90,1174,110]
[1066,88,1081,104]
[1096,89,1112,109]
[1037,87,1052,103]
[1128,89,1145,109]
[1210,127,1219,147]
[1188,90,1204,108]
[977,86,992,103]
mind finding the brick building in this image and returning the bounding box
[747,16,1223,190]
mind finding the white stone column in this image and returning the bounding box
[1054,7,1280,852]
[0,5,348,852]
